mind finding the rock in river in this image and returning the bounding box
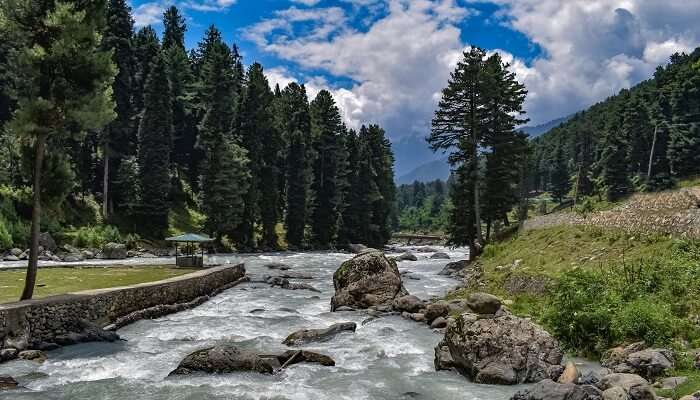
[430,252,451,259]
[283,322,357,346]
[170,344,273,375]
[331,250,408,311]
[438,312,564,385]
[0,376,18,389]
[397,252,418,261]
[393,295,423,313]
[510,379,602,400]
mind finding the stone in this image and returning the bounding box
[0,376,18,390]
[170,344,273,375]
[409,313,426,322]
[393,295,423,313]
[510,379,602,400]
[53,319,120,346]
[578,371,603,386]
[660,376,687,390]
[283,322,357,346]
[430,317,448,329]
[62,253,84,262]
[39,232,57,251]
[331,251,408,311]
[0,348,18,362]
[599,373,656,400]
[624,348,674,379]
[558,361,579,384]
[82,250,95,259]
[602,387,628,400]
[9,248,22,257]
[18,350,47,363]
[276,272,313,280]
[466,292,502,314]
[2,255,19,261]
[102,242,127,259]
[265,262,291,270]
[416,247,440,253]
[430,252,450,259]
[424,303,449,323]
[398,252,418,261]
[440,312,563,384]
[274,350,335,367]
[347,243,368,254]
[434,341,456,371]
[438,260,471,275]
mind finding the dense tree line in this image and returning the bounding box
[0,0,396,297]
[428,48,529,253]
[531,49,700,202]
[396,179,450,233]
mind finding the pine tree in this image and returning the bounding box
[668,69,700,176]
[100,0,134,219]
[132,27,160,118]
[337,129,360,245]
[281,83,312,248]
[550,137,571,202]
[195,39,250,242]
[366,124,395,247]
[137,54,172,236]
[162,6,185,51]
[622,97,653,176]
[597,125,631,201]
[447,164,477,246]
[309,90,344,247]
[233,63,275,249]
[2,0,116,299]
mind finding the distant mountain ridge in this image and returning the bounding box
[395,116,570,184]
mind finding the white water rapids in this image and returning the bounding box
[0,248,543,400]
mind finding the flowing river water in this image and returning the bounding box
[1,248,540,400]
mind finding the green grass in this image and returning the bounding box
[0,267,196,304]
[678,175,700,189]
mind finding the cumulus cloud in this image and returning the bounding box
[133,2,165,27]
[132,0,238,27]
[247,0,700,137]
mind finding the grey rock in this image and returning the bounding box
[398,252,418,261]
[2,255,19,261]
[466,292,502,314]
[9,248,22,257]
[660,376,687,390]
[0,376,18,390]
[393,295,423,313]
[272,350,335,367]
[102,242,127,259]
[39,232,57,251]
[283,322,357,346]
[624,348,674,379]
[170,344,273,375]
[430,317,448,329]
[416,247,439,253]
[81,250,95,259]
[331,251,408,311]
[0,348,18,362]
[409,313,426,322]
[18,350,47,363]
[601,387,627,400]
[424,303,450,323]
[61,253,84,262]
[510,379,602,400]
[430,252,451,259]
[599,373,655,400]
[53,319,120,346]
[434,341,456,371]
[441,312,563,384]
[347,243,368,254]
[438,260,471,275]
[265,262,291,270]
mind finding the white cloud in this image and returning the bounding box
[133,2,165,28]
[132,0,238,28]
[291,0,322,6]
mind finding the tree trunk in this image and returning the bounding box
[20,133,46,301]
[646,125,658,182]
[103,142,109,219]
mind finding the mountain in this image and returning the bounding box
[396,157,450,184]
[391,135,443,177]
[519,115,573,138]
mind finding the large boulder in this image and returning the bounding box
[283,322,357,346]
[170,344,273,375]
[393,295,423,313]
[397,252,418,261]
[430,252,451,259]
[38,232,56,251]
[466,292,502,315]
[511,379,602,400]
[424,303,450,323]
[439,260,470,275]
[599,373,655,400]
[440,312,564,385]
[331,251,408,311]
[102,242,127,260]
[263,350,336,369]
[602,343,673,379]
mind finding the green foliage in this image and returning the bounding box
[68,225,122,248]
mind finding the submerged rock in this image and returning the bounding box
[397,252,418,261]
[170,344,273,375]
[510,379,602,400]
[430,252,451,259]
[0,376,18,390]
[265,262,291,270]
[18,350,47,363]
[283,322,357,346]
[439,312,563,385]
[331,251,408,311]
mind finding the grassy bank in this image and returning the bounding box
[447,224,700,399]
[0,266,196,304]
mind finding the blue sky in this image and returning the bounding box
[130,0,700,174]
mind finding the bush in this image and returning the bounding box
[70,225,122,248]
[545,259,699,355]
[0,218,12,250]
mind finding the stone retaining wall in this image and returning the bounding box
[0,264,245,349]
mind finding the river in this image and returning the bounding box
[0,248,527,400]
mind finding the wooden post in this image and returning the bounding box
[647,125,658,182]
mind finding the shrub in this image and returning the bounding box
[610,298,678,346]
[70,225,122,248]
[0,218,12,250]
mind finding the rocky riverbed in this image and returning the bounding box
[0,248,555,400]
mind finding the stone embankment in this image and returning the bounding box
[524,188,700,238]
[0,264,246,364]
